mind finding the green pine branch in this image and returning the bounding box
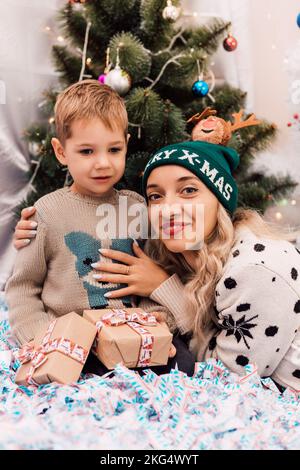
[58,4,87,49]
[52,45,82,85]
[123,151,151,192]
[232,122,278,175]
[184,19,231,56]
[140,0,180,50]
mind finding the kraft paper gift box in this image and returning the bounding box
[14,311,97,386]
[83,307,173,370]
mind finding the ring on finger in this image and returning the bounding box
[125,265,130,275]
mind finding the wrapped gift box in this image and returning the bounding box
[15,312,97,386]
[83,307,173,370]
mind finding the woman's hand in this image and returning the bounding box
[92,242,170,298]
[13,207,37,249]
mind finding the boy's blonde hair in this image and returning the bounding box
[54,79,128,144]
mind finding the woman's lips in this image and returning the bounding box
[161,222,191,237]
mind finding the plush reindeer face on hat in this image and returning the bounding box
[187,107,261,146]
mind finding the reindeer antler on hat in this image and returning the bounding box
[187,107,261,146]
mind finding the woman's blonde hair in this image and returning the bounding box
[146,205,299,340]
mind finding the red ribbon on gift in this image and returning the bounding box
[95,309,157,367]
[14,319,88,386]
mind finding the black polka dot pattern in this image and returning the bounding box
[291,268,298,281]
[236,303,251,312]
[208,336,217,351]
[217,235,300,388]
[292,370,300,379]
[236,355,249,366]
[224,277,237,289]
[294,301,300,314]
[213,306,220,319]
[265,326,279,337]
[254,244,265,252]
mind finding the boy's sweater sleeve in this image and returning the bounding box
[5,213,56,345]
[206,263,300,378]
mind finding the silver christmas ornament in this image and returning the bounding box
[162,0,180,22]
[105,65,131,96]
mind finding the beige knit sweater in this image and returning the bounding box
[5,186,171,345]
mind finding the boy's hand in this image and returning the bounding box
[151,311,176,358]
[14,207,37,249]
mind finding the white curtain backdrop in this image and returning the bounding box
[0,0,62,290]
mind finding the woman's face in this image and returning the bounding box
[146,165,219,254]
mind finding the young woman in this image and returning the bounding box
[13,140,300,391]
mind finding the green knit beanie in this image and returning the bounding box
[142,141,240,214]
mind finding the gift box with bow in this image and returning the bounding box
[14,312,97,386]
[83,307,173,370]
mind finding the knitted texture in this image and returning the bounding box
[5,187,168,345]
[142,141,240,214]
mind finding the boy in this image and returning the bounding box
[6,80,195,376]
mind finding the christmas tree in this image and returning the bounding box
[21,0,297,216]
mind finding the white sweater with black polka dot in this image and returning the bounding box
[150,226,300,391]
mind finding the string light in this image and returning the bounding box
[86,57,92,65]
[275,212,283,220]
[291,200,297,206]
[48,117,55,124]
[278,198,288,207]
[57,36,64,43]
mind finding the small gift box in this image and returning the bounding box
[14,312,97,386]
[83,307,173,370]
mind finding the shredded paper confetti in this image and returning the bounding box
[0,293,300,450]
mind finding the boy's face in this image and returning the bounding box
[52,118,128,197]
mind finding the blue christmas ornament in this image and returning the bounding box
[297,13,300,28]
[192,79,209,97]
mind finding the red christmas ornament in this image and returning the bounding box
[294,114,299,120]
[287,122,292,127]
[68,0,87,4]
[223,33,238,52]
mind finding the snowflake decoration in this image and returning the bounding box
[221,314,258,350]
